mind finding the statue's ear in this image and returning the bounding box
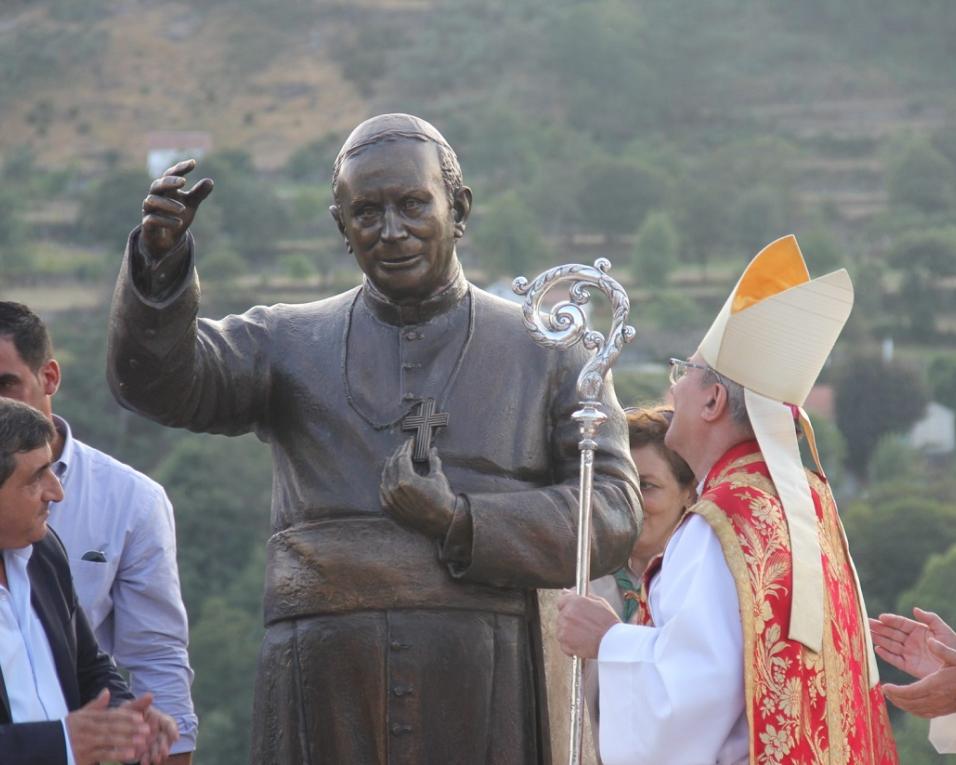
[329,205,353,253]
[452,186,473,239]
[329,204,346,237]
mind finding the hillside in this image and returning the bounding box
[2,0,953,178]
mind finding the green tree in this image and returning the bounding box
[284,133,341,183]
[927,354,956,411]
[842,496,956,620]
[188,544,266,765]
[675,183,728,279]
[612,368,668,408]
[886,137,956,214]
[867,434,925,484]
[0,186,30,277]
[472,190,549,278]
[631,210,679,287]
[574,158,666,236]
[197,150,289,264]
[898,543,956,630]
[731,185,790,255]
[76,167,152,249]
[796,225,843,274]
[887,227,956,337]
[832,355,927,475]
[153,433,271,609]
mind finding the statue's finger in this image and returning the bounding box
[160,158,197,177]
[183,177,215,208]
[428,447,442,475]
[380,454,398,488]
[143,194,186,216]
[142,213,183,231]
[149,175,188,195]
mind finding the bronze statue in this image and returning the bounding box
[107,113,640,765]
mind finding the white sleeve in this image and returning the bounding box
[596,514,745,765]
[930,712,956,754]
[109,484,197,753]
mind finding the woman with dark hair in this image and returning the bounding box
[590,405,695,620]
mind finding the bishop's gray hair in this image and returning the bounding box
[700,366,751,428]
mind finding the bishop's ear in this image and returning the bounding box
[700,379,728,424]
[452,186,473,239]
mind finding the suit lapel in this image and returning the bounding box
[0,660,9,723]
[29,551,79,710]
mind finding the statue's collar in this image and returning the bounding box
[361,266,468,326]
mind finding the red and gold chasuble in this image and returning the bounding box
[639,441,897,764]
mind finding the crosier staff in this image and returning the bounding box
[513,258,635,765]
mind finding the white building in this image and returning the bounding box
[908,401,955,455]
[146,131,213,178]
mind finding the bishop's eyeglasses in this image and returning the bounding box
[668,357,723,386]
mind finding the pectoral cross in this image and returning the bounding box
[401,398,449,462]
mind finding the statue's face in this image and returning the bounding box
[333,139,461,303]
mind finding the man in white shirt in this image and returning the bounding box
[0,301,197,764]
[0,397,177,765]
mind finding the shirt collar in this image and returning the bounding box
[51,414,75,482]
[361,264,468,326]
[3,544,34,572]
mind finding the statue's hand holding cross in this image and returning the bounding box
[380,438,456,539]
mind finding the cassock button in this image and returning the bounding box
[390,724,413,736]
[392,685,414,697]
[403,330,419,341]
[390,640,410,651]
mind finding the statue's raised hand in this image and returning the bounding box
[141,158,214,261]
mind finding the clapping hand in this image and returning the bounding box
[66,689,149,765]
[870,607,956,718]
[120,692,180,765]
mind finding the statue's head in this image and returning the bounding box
[329,114,472,304]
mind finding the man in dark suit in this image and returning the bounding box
[0,398,178,765]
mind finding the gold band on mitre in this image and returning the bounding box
[697,236,878,683]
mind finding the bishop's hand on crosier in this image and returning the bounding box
[379,438,457,538]
[140,158,214,262]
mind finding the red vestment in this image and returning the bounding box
[640,441,898,764]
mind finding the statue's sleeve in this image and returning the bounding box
[107,228,273,437]
[442,344,641,589]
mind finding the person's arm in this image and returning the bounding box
[108,229,276,437]
[595,515,745,764]
[109,483,197,755]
